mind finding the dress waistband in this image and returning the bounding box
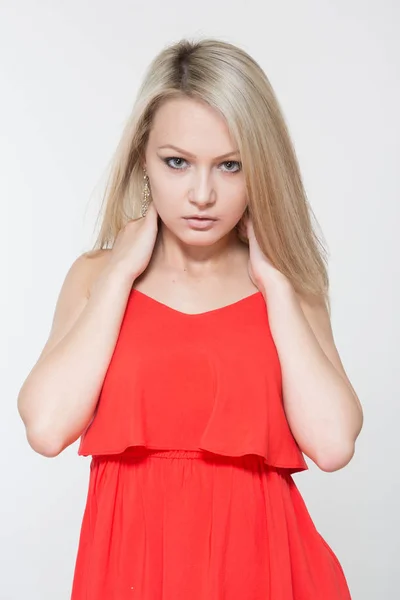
[124,448,207,459]
[91,446,266,464]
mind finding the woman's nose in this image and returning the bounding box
[189,171,216,206]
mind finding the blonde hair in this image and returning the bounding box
[89,37,330,312]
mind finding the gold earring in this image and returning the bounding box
[141,169,151,216]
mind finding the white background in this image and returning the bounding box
[1,1,398,598]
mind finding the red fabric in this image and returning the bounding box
[71,289,352,599]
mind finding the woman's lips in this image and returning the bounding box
[183,217,217,230]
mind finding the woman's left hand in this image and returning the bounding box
[244,215,291,293]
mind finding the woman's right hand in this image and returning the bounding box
[108,201,159,281]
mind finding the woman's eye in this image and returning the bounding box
[164,157,188,169]
[221,160,242,173]
[163,157,242,173]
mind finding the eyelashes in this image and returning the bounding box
[162,157,242,173]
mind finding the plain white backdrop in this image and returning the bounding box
[1,1,398,598]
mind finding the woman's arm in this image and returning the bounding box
[261,280,364,473]
[17,250,134,457]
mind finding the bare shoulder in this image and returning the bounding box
[35,248,111,364]
[80,248,112,297]
[56,248,111,300]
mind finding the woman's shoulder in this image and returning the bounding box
[33,249,112,365]
[79,248,112,297]
[83,248,111,264]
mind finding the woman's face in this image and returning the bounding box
[143,96,248,247]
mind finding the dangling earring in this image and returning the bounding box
[141,169,151,217]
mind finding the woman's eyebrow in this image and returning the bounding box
[157,144,240,160]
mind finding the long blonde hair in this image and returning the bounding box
[89,37,330,312]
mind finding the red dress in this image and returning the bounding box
[71,288,352,599]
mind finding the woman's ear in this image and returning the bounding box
[138,153,146,171]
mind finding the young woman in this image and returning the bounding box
[18,38,363,599]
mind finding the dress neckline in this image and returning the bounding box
[131,288,263,317]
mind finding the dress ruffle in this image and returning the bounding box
[78,290,308,474]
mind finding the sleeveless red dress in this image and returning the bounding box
[71,288,352,599]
